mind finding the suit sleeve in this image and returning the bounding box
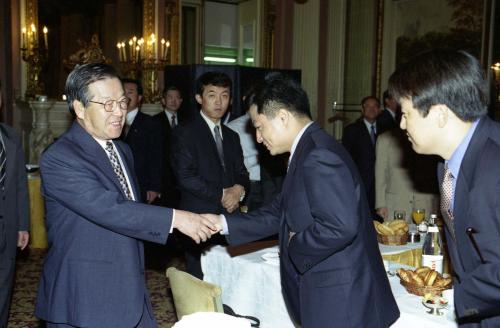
[375,135,388,210]
[225,195,281,246]
[40,147,172,244]
[288,148,359,273]
[15,133,30,231]
[170,127,223,203]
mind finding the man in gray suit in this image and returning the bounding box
[0,80,30,326]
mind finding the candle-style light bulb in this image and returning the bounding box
[43,26,48,49]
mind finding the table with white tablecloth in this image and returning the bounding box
[201,242,457,328]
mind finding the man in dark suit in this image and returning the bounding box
[0,81,30,327]
[171,71,249,279]
[153,86,184,207]
[122,78,163,204]
[34,63,217,328]
[205,75,399,327]
[377,89,400,134]
[342,96,381,218]
[389,49,500,327]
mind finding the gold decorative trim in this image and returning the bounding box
[166,1,180,64]
[143,0,155,41]
[375,0,384,97]
[262,0,276,68]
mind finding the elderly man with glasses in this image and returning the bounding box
[34,63,218,328]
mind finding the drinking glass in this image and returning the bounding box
[394,210,406,221]
[412,208,426,225]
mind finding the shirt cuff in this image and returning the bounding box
[170,209,176,233]
[220,214,229,235]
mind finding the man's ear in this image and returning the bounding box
[73,100,85,120]
[433,104,449,128]
[195,94,202,105]
[277,108,290,126]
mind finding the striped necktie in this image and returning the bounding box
[0,133,6,190]
[105,141,133,200]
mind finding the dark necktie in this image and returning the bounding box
[0,134,6,190]
[171,114,177,128]
[370,124,376,144]
[214,125,225,170]
[440,165,455,237]
[105,141,133,200]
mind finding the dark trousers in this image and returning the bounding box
[0,255,15,327]
[45,299,157,328]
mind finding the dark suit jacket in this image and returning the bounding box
[170,112,249,214]
[226,123,399,327]
[35,122,172,328]
[342,118,378,214]
[377,108,398,134]
[0,124,30,256]
[438,117,500,327]
[122,110,163,202]
[153,110,182,207]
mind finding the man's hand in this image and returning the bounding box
[222,184,244,213]
[173,210,218,244]
[18,231,29,250]
[146,191,160,204]
[201,214,223,233]
[376,207,388,220]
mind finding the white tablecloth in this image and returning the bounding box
[201,243,457,328]
[379,239,424,255]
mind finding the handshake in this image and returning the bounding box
[173,211,224,244]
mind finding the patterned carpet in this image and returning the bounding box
[7,243,184,328]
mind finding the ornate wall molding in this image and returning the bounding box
[262,0,276,68]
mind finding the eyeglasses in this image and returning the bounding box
[88,98,130,112]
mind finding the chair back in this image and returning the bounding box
[166,267,224,320]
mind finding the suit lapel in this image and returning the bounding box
[69,122,131,199]
[115,140,140,200]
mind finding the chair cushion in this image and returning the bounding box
[166,267,224,319]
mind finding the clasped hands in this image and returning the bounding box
[173,210,223,244]
[222,184,244,213]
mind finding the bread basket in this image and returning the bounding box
[400,279,452,296]
[377,233,407,246]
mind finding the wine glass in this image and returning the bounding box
[412,208,426,225]
[394,210,406,221]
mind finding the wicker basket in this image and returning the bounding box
[377,233,407,246]
[400,279,452,296]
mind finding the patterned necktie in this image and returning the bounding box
[0,134,6,190]
[171,114,177,128]
[105,141,133,200]
[214,125,225,170]
[370,124,376,145]
[440,165,455,236]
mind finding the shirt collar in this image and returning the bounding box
[446,119,480,178]
[289,122,313,164]
[385,108,396,120]
[199,110,222,138]
[363,118,376,133]
[164,109,177,120]
[125,108,139,126]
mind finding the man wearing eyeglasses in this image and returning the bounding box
[34,63,218,328]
